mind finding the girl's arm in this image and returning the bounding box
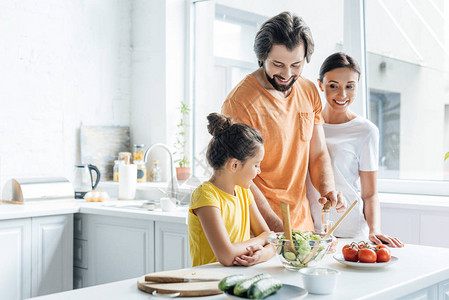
[194,206,272,266]
[233,201,276,266]
[360,170,403,247]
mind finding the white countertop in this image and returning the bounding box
[0,199,188,224]
[27,241,449,300]
[2,192,449,222]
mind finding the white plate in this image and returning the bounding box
[224,284,307,299]
[333,254,398,269]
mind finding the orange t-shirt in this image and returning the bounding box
[222,74,324,231]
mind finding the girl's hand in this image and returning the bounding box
[232,245,263,266]
[369,232,404,248]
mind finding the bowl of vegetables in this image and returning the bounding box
[270,231,333,271]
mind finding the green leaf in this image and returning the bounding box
[445,152,449,161]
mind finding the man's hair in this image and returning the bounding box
[254,11,314,67]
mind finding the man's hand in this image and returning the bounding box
[318,191,347,213]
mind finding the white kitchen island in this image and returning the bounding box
[27,241,449,300]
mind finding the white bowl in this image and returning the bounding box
[299,267,340,295]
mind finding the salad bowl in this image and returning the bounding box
[270,232,333,271]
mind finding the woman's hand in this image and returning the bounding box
[232,245,264,266]
[369,232,404,248]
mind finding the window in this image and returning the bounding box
[190,0,449,195]
[365,0,449,187]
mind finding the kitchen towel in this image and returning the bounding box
[118,164,137,200]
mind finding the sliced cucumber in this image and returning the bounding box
[283,251,296,261]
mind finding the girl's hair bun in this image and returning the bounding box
[207,113,234,137]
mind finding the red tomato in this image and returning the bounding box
[376,244,388,250]
[376,248,391,263]
[358,248,377,263]
[342,244,359,262]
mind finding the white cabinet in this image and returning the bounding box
[74,214,155,287]
[155,221,190,271]
[74,213,191,288]
[397,280,449,300]
[381,206,449,248]
[381,208,420,244]
[397,285,438,300]
[439,279,449,300]
[0,215,73,300]
[0,218,31,300]
[31,215,73,296]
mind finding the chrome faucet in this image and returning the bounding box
[144,143,178,198]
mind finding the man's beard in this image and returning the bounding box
[264,68,297,92]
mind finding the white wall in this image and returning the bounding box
[0,0,131,189]
[131,0,187,181]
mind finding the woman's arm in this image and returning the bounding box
[194,206,272,266]
[360,171,403,247]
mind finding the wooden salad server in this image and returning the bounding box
[280,201,297,255]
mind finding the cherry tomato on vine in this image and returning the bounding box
[376,244,388,250]
[342,244,359,262]
[357,241,370,249]
[358,248,377,263]
[376,247,391,263]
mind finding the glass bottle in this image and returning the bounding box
[113,160,125,182]
[320,200,332,234]
[150,160,161,182]
[135,160,147,182]
[133,144,145,163]
[118,152,132,165]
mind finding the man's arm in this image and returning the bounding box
[250,182,283,232]
[308,124,346,212]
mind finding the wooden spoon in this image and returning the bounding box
[280,201,297,255]
[302,199,358,264]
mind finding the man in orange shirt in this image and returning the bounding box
[222,12,346,232]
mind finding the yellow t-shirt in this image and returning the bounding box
[188,181,253,267]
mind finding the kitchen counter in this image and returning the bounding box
[0,200,188,223]
[27,241,449,300]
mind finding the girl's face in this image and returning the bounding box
[319,67,359,112]
[235,145,264,189]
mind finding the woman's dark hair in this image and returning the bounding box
[206,113,263,170]
[254,11,314,67]
[319,52,361,82]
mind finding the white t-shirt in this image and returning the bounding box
[306,116,379,239]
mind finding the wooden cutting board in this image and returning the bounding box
[137,277,223,297]
[137,269,227,297]
[144,269,227,283]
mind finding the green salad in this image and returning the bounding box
[276,231,327,268]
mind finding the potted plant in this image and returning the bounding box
[174,102,191,180]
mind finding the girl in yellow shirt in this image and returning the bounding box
[188,113,275,267]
